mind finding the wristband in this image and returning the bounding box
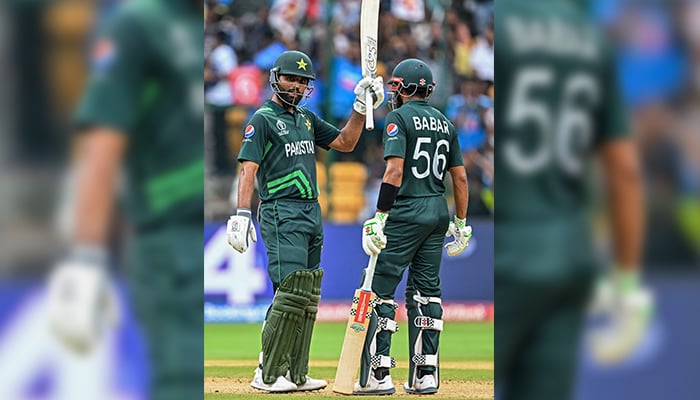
[236,208,252,218]
[377,182,399,211]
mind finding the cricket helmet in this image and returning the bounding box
[388,58,435,110]
[269,50,315,107]
[271,50,316,80]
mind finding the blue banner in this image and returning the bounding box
[204,219,494,307]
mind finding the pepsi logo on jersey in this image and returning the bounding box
[244,125,255,139]
[386,123,399,137]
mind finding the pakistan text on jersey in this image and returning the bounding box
[412,116,450,134]
[285,140,316,157]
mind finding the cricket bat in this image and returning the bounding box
[360,0,380,131]
[332,253,379,394]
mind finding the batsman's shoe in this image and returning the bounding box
[251,368,297,392]
[353,373,396,395]
[285,372,327,391]
[403,374,438,395]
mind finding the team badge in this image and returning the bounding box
[244,125,255,138]
[296,58,308,71]
[276,120,289,136]
[386,123,399,137]
[419,78,426,86]
[91,38,116,70]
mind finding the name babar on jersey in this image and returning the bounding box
[411,116,450,135]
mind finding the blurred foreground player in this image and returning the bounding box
[46,1,204,400]
[495,0,653,399]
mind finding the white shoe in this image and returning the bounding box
[404,374,437,394]
[353,373,396,395]
[250,368,297,392]
[285,372,327,391]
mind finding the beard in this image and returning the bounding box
[280,91,302,106]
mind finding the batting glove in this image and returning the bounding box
[353,76,385,115]
[227,208,257,253]
[444,216,472,256]
[46,246,119,354]
[362,211,388,256]
[588,269,654,365]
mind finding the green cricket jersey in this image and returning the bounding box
[75,0,203,230]
[495,0,628,279]
[238,100,340,201]
[383,100,463,197]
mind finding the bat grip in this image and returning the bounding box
[365,87,374,131]
[361,253,378,291]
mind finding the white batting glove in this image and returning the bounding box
[362,211,388,256]
[445,216,472,256]
[588,269,654,365]
[353,76,385,115]
[227,208,257,253]
[46,246,119,354]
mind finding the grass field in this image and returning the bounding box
[204,321,493,399]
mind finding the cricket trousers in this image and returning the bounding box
[372,196,450,368]
[258,198,324,289]
[127,223,203,400]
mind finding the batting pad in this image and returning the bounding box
[289,268,324,385]
[261,270,313,384]
[406,292,443,389]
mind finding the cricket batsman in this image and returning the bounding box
[356,58,471,395]
[227,50,384,392]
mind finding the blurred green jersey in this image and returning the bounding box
[383,100,463,198]
[495,0,629,280]
[237,100,340,202]
[75,0,203,230]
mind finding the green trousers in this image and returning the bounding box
[259,199,323,288]
[127,224,203,400]
[495,273,594,400]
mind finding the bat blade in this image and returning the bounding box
[360,0,380,131]
[332,288,377,394]
[333,254,379,394]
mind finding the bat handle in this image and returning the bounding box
[365,86,374,131]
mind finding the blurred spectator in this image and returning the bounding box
[453,21,474,78]
[470,15,494,84]
[205,30,237,176]
[445,75,493,216]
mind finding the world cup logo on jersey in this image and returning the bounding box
[244,125,255,139]
[386,123,399,137]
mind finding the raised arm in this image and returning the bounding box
[329,76,385,152]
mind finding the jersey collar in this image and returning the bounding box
[265,99,297,116]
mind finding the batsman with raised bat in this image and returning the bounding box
[355,59,472,395]
[227,50,383,392]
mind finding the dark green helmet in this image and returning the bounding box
[388,58,435,109]
[271,50,315,80]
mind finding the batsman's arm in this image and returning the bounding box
[329,111,365,152]
[236,161,259,210]
[449,166,468,220]
[72,127,127,245]
[380,157,404,205]
[599,139,644,271]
